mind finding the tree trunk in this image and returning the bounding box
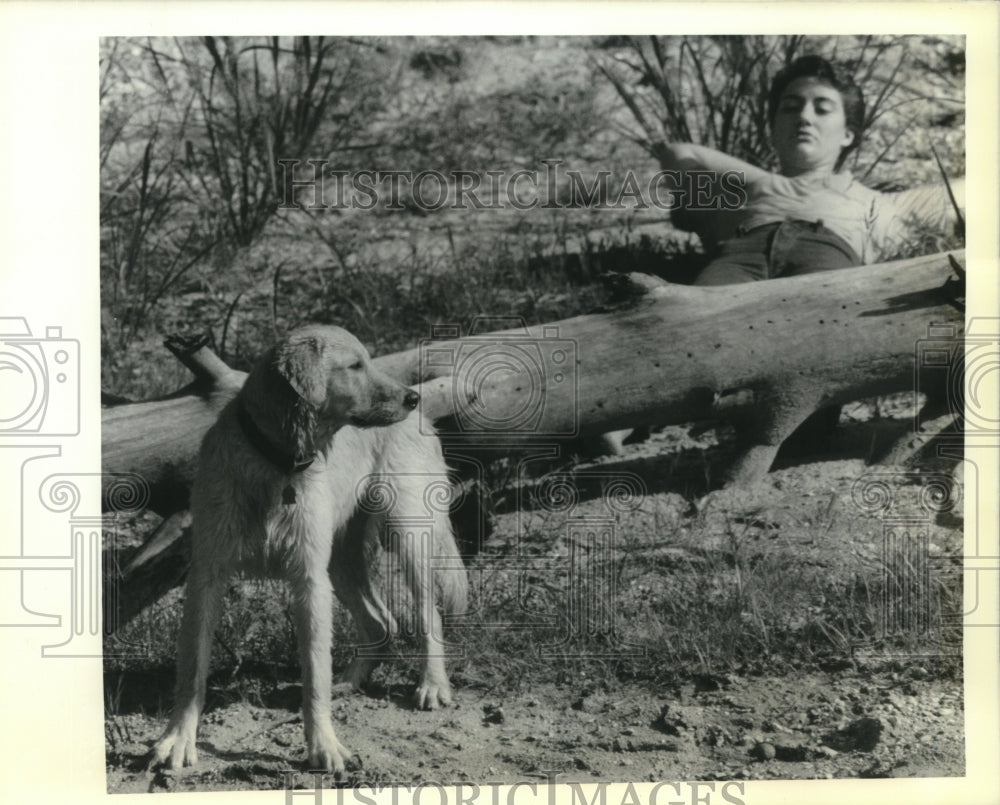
[102,250,963,513]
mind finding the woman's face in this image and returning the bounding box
[771,76,855,176]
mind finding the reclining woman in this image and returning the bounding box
[664,54,964,285]
[605,54,963,463]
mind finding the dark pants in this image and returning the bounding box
[693,219,861,286]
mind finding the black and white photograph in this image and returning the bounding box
[1,4,998,805]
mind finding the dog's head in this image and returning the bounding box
[274,325,419,428]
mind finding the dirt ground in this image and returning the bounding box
[104,409,965,794]
[108,667,963,794]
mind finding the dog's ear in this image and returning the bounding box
[276,335,328,407]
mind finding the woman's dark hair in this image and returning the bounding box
[768,55,865,168]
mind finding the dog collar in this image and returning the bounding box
[236,402,315,474]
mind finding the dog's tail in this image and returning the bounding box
[435,519,469,617]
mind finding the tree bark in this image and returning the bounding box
[103,250,963,513]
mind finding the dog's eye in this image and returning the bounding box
[350,361,363,370]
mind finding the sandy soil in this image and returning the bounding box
[108,667,962,794]
[105,414,965,794]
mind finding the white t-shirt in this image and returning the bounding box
[686,170,959,265]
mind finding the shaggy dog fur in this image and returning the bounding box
[151,325,468,774]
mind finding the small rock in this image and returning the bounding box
[751,741,776,761]
[702,726,731,747]
[572,695,605,714]
[822,717,883,752]
[658,704,702,735]
[482,704,505,725]
[774,743,812,762]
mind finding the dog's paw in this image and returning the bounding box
[414,680,452,710]
[150,723,199,770]
[307,727,353,775]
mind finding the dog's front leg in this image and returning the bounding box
[292,570,352,773]
[151,564,230,769]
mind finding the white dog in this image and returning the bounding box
[152,325,467,774]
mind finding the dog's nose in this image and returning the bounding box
[403,389,420,410]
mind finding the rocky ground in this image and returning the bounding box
[105,410,965,794]
[107,666,962,794]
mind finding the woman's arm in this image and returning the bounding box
[654,141,770,239]
[652,140,771,184]
[889,176,965,230]
[867,176,966,262]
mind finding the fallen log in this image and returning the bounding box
[103,250,964,630]
[103,250,963,514]
[419,251,964,484]
[102,335,247,514]
[108,511,192,633]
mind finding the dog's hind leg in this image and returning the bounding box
[151,560,231,769]
[430,504,468,620]
[388,507,454,711]
[330,518,396,692]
